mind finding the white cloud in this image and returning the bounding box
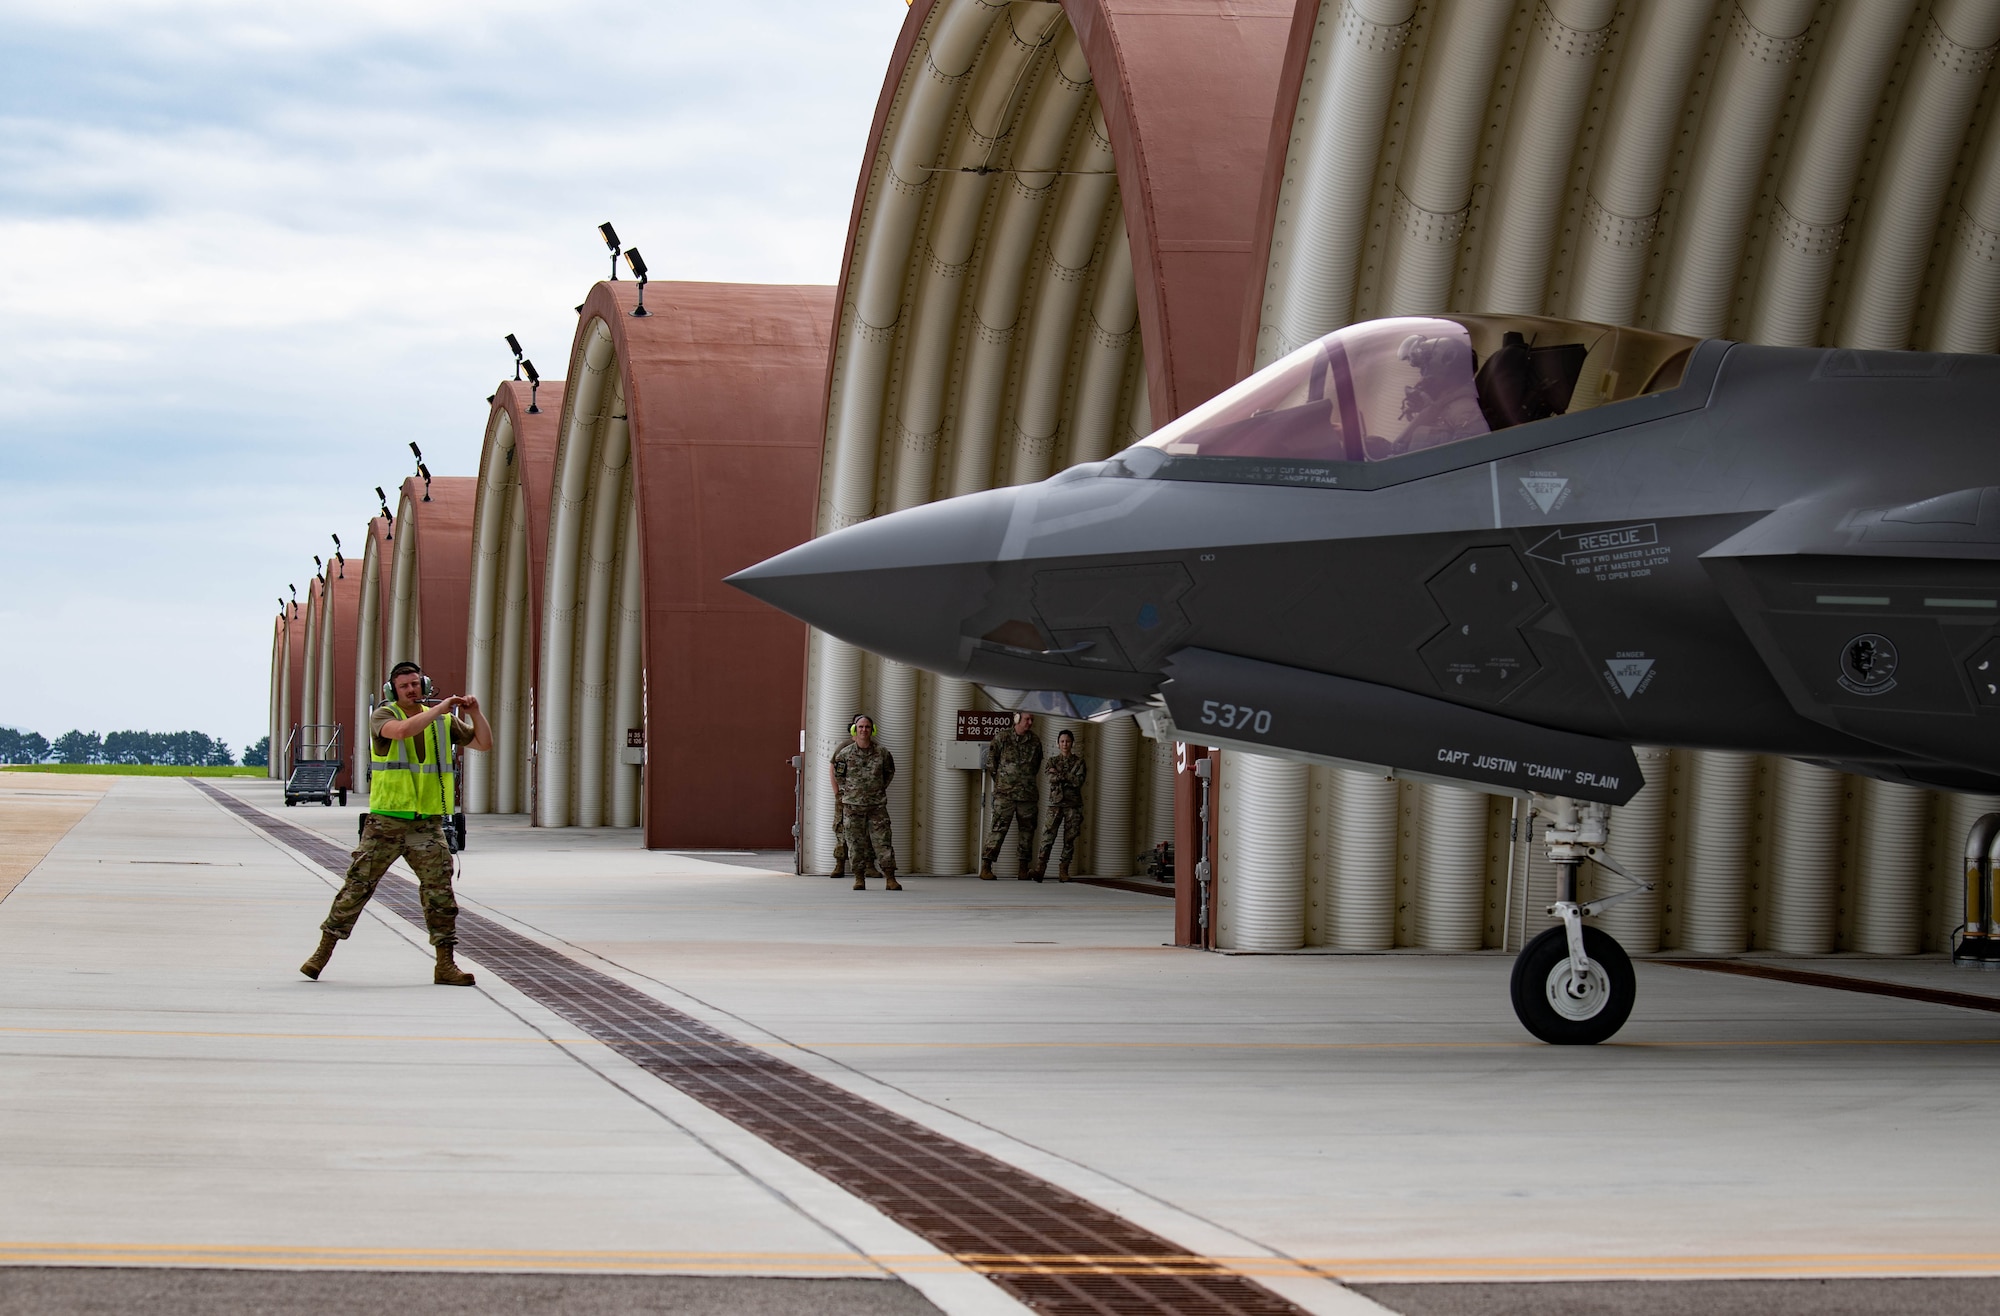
[0,0,909,752]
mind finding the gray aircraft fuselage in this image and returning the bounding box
[733,325,2000,803]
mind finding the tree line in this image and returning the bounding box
[0,726,261,767]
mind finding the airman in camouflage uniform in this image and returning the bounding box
[1036,729,1087,882]
[831,714,900,891]
[980,712,1042,880]
[300,662,493,987]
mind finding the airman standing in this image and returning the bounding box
[980,712,1042,881]
[1035,728,1087,882]
[831,714,900,892]
[300,661,491,985]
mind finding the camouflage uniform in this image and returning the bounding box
[982,726,1043,871]
[1036,750,1088,875]
[831,741,896,874]
[832,800,856,872]
[323,814,460,947]
[832,802,877,875]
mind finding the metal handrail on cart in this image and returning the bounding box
[283,724,346,808]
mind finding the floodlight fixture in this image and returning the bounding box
[522,358,542,413]
[331,533,345,577]
[599,222,621,279]
[505,333,524,380]
[625,247,650,317]
[410,442,431,501]
[289,583,299,617]
[376,486,395,538]
[314,554,324,574]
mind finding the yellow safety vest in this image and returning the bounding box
[369,706,456,817]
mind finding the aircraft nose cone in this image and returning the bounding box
[727,488,1018,674]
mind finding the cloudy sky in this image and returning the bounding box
[0,0,908,757]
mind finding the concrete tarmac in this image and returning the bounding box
[6,776,2000,1315]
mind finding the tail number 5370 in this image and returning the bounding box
[1200,701,1272,735]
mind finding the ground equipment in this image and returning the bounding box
[283,724,346,807]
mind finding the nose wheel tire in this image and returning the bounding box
[1509,924,1636,1045]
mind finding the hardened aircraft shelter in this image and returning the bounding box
[347,515,393,788]
[464,377,565,819]
[271,597,308,779]
[386,475,476,702]
[1185,0,2000,957]
[264,610,291,779]
[800,0,1297,878]
[533,279,831,849]
[345,477,475,795]
[295,560,361,794]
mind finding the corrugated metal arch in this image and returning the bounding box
[801,0,1295,876]
[1224,0,2000,955]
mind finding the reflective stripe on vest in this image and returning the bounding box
[368,711,456,816]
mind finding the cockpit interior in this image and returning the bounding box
[1129,314,1699,475]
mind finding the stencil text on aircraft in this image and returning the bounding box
[1527,524,1671,582]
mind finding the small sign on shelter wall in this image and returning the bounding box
[954,711,1014,741]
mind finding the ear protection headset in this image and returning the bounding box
[849,713,875,737]
[382,661,435,706]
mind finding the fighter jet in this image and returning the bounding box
[731,313,2000,1044]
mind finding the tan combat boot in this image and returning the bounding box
[300,932,337,980]
[978,858,996,881]
[1058,861,1071,883]
[883,869,903,892]
[852,872,867,890]
[830,855,846,880]
[434,944,477,986]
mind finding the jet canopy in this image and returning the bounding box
[1126,314,1698,485]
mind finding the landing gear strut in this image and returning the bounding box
[1508,796,1650,1045]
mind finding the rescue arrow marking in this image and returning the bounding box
[1526,523,1659,565]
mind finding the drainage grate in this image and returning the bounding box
[195,783,1306,1316]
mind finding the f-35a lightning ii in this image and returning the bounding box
[731,312,2000,1044]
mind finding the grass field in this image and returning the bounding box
[1,764,268,778]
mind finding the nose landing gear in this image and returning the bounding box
[1509,796,1651,1045]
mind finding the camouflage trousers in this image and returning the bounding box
[831,807,877,872]
[1037,806,1084,871]
[840,803,896,875]
[984,795,1038,869]
[322,814,459,947]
